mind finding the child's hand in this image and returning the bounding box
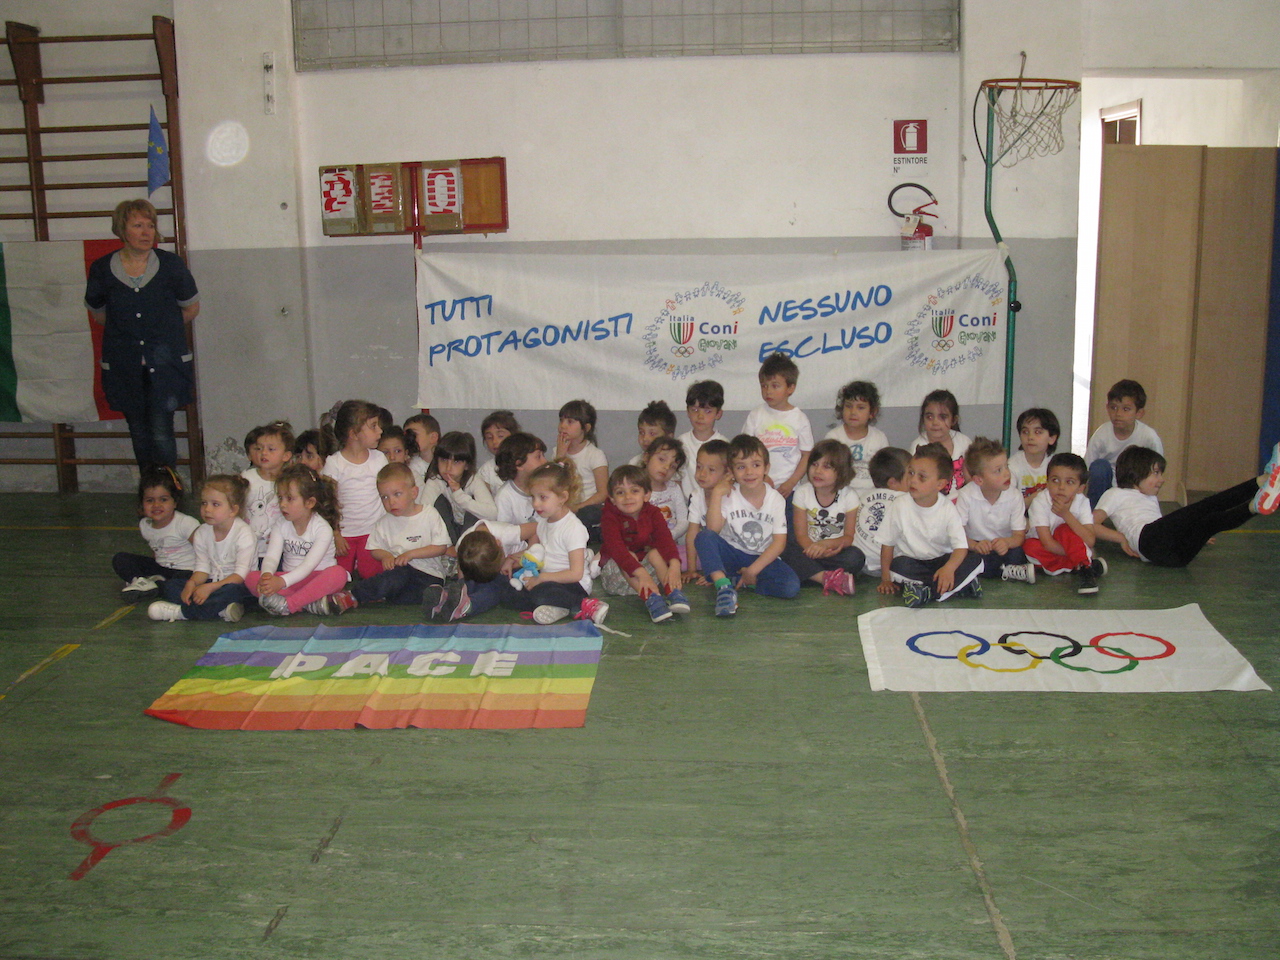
[382,556,398,571]
[444,475,461,492]
[1050,497,1072,519]
[1120,535,1139,558]
[334,533,349,557]
[499,555,518,576]
[180,582,196,605]
[712,475,734,498]
[973,539,992,555]
[665,565,684,594]
[524,574,543,589]
[777,480,794,497]
[934,569,956,595]
[258,573,284,596]
[635,569,659,595]
[878,579,899,596]
[192,582,216,605]
[683,569,707,586]
[991,538,1010,556]
[737,566,760,588]
[394,553,414,567]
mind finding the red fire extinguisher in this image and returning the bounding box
[888,183,939,251]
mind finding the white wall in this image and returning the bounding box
[1084,1,1280,72]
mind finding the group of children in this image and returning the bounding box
[112,364,1280,626]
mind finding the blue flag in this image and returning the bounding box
[147,105,169,195]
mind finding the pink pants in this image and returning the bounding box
[1024,525,1092,574]
[246,566,349,614]
[335,533,383,580]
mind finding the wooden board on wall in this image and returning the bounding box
[1184,147,1276,489]
[1093,144,1205,499]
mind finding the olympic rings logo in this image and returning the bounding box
[932,338,954,351]
[906,630,1175,674]
[670,345,696,358]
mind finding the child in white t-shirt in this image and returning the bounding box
[1007,407,1059,511]
[854,447,910,579]
[643,435,688,546]
[1094,443,1280,567]
[493,432,548,526]
[824,380,889,499]
[694,435,801,616]
[684,439,731,586]
[876,444,982,608]
[476,410,518,496]
[556,398,608,535]
[1085,379,1163,507]
[781,439,863,596]
[113,466,199,604]
[955,438,1033,583]
[240,420,293,564]
[909,389,971,495]
[1024,453,1106,594]
[679,380,728,499]
[322,400,389,581]
[742,353,812,497]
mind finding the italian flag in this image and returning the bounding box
[0,239,122,422]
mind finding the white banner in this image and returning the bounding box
[416,247,1008,411]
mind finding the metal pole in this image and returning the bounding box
[982,86,1019,450]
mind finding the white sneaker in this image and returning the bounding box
[122,575,163,603]
[148,600,185,621]
[258,593,291,616]
[1001,562,1036,584]
[532,605,571,624]
[220,602,245,623]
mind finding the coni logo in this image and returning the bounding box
[931,308,955,350]
[669,317,695,346]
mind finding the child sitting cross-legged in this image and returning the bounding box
[694,434,801,616]
[599,465,691,623]
[876,443,983,608]
[683,439,731,585]
[954,437,1035,583]
[780,438,864,596]
[1093,443,1280,566]
[1025,452,1107,594]
[329,462,450,611]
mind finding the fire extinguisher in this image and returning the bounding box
[888,182,939,251]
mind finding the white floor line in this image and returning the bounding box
[911,690,1017,960]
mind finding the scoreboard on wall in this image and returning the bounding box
[319,157,508,238]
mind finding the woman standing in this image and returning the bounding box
[84,199,200,469]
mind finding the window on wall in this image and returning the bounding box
[1101,100,1142,145]
[293,0,959,70]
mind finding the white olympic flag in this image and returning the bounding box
[416,247,1008,411]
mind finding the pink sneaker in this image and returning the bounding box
[821,568,856,596]
[1254,442,1280,515]
[575,598,610,626]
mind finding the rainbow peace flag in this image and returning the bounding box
[145,622,603,730]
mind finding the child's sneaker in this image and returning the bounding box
[121,575,163,603]
[219,602,245,623]
[901,580,933,608]
[1001,562,1036,583]
[1254,442,1280,515]
[714,584,738,617]
[664,587,691,614]
[328,590,358,615]
[1092,556,1108,577]
[533,605,571,624]
[1077,564,1099,594]
[955,578,983,599]
[821,568,856,596]
[147,600,185,621]
[258,593,291,616]
[441,581,471,621]
[577,598,610,625]
[644,592,673,623]
[302,596,331,616]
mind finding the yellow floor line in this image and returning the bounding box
[93,605,136,629]
[0,644,81,703]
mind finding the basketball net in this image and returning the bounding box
[982,78,1080,167]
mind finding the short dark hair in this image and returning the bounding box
[912,443,952,481]
[1047,452,1088,484]
[1107,379,1147,410]
[807,439,854,491]
[643,435,687,473]
[758,352,799,386]
[1016,407,1061,453]
[835,380,881,420]
[111,198,157,240]
[481,410,519,435]
[495,433,546,481]
[1115,445,1167,488]
[637,400,677,434]
[728,434,769,467]
[457,528,504,582]
[964,436,1005,476]
[558,399,598,444]
[869,447,910,488]
[244,420,295,456]
[918,389,960,433]
[697,439,731,467]
[686,380,724,409]
[294,428,335,461]
[608,463,651,494]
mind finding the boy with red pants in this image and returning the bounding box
[1025,453,1107,594]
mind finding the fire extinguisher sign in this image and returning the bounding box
[893,120,929,173]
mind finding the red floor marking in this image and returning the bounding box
[69,773,191,880]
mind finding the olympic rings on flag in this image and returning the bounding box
[905,628,1173,673]
[932,339,953,351]
[670,345,695,358]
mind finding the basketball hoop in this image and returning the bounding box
[978,76,1080,167]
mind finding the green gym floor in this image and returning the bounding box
[2,493,1278,960]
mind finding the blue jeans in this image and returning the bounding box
[160,577,252,621]
[978,545,1029,578]
[694,529,801,599]
[111,552,192,584]
[1087,458,1113,508]
[123,387,180,468]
